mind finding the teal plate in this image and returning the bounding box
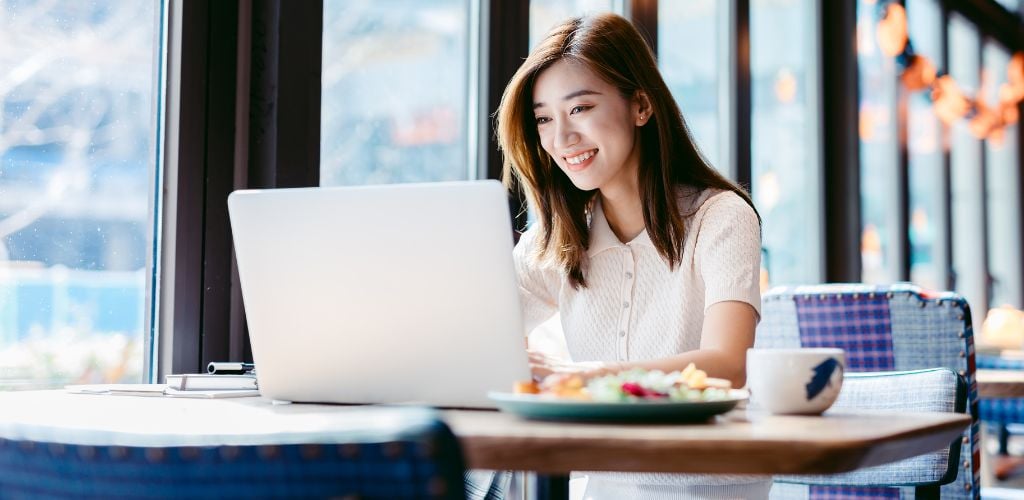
[488,390,748,423]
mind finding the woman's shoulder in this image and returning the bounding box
[675,186,755,221]
[513,223,541,255]
[513,223,558,269]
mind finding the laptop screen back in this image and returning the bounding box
[227,180,530,407]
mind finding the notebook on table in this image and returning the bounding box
[227,180,530,408]
[165,374,257,391]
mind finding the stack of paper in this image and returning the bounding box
[66,374,260,399]
[165,374,257,391]
[163,388,260,399]
[164,373,259,398]
[65,384,168,397]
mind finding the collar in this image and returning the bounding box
[587,198,655,258]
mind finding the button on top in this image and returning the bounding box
[623,301,630,308]
[619,330,626,337]
[625,272,633,279]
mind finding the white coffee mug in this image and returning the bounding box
[746,348,845,415]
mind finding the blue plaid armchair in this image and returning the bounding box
[756,283,979,499]
[0,407,466,499]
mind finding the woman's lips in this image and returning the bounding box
[564,149,597,172]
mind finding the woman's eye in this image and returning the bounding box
[535,116,551,125]
[570,105,590,114]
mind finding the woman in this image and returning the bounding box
[491,12,767,500]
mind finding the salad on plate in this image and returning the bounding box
[513,363,736,403]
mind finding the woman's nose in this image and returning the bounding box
[553,120,580,150]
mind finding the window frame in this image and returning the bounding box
[159,0,322,379]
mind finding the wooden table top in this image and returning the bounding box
[443,407,969,475]
[978,369,1024,398]
[0,391,969,476]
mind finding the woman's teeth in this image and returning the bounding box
[566,150,596,165]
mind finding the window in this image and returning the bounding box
[983,41,1022,308]
[659,1,721,168]
[750,0,822,286]
[529,0,621,49]
[0,2,163,389]
[857,0,902,284]
[948,14,988,320]
[906,0,947,290]
[993,0,1020,12]
[321,1,471,186]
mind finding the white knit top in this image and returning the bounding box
[515,186,762,360]
[513,186,769,499]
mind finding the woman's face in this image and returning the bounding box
[532,59,645,194]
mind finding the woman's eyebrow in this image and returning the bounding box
[562,89,602,100]
[533,89,603,110]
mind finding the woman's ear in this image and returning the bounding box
[634,90,653,126]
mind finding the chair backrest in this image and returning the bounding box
[757,283,979,500]
[0,407,467,500]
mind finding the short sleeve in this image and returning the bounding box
[694,192,762,319]
[512,226,561,334]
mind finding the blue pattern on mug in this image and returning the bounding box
[805,358,843,401]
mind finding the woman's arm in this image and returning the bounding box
[528,300,757,387]
[620,300,757,387]
[514,227,561,334]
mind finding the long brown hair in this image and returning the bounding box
[497,13,758,288]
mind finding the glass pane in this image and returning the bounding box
[321,1,469,186]
[993,0,1020,12]
[659,1,719,168]
[0,1,161,389]
[857,0,901,284]
[529,0,618,49]
[906,0,947,290]
[949,14,987,320]
[750,0,821,286]
[983,41,1022,308]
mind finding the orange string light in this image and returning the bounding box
[876,3,909,57]
[876,1,1024,140]
[901,55,936,91]
[930,75,970,126]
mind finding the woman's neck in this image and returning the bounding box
[600,187,645,243]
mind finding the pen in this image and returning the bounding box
[207,362,256,375]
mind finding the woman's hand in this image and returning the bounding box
[527,349,618,381]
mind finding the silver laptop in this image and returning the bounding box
[227,180,530,408]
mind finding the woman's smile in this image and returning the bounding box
[564,149,598,170]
